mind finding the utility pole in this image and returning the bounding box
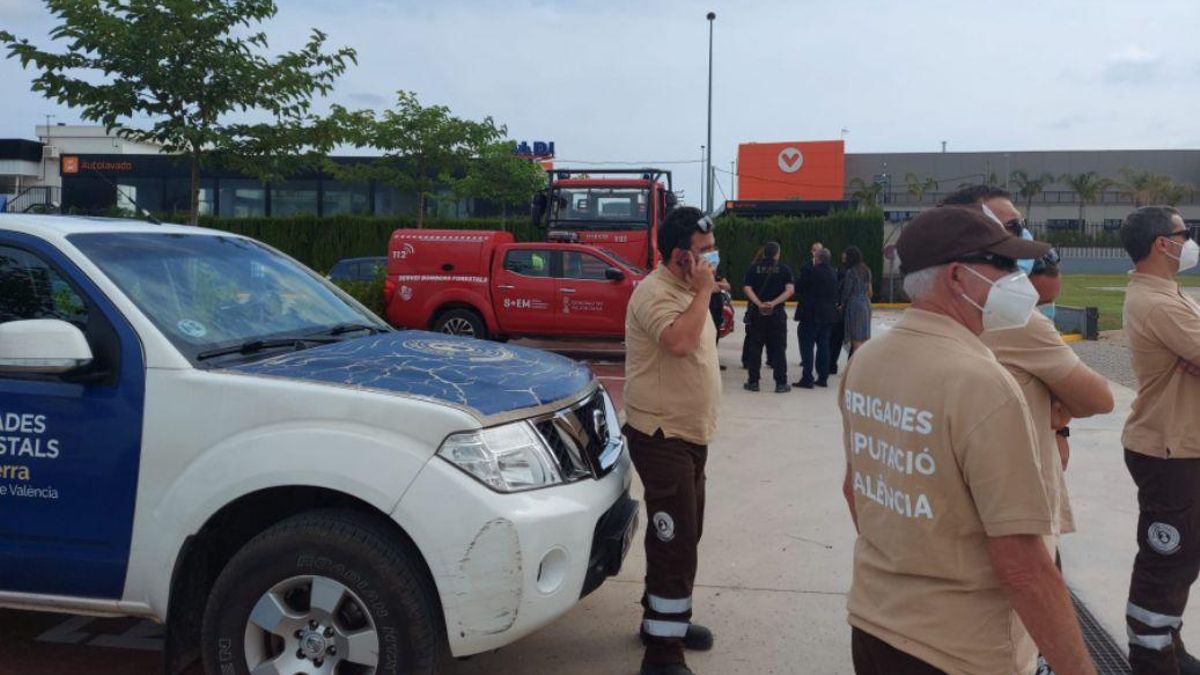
[730,159,735,200]
[705,11,716,214]
[700,145,705,207]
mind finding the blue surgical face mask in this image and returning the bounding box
[701,250,720,269]
[1016,228,1035,275]
[1039,303,1057,320]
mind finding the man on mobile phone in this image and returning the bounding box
[624,206,722,675]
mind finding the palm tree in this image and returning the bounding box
[1161,181,1193,206]
[904,173,939,204]
[1059,171,1113,228]
[1118,167,1167,207]
[1008,169,1055,223]
[849,177,883,210]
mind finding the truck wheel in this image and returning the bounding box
[433,309,487,339]
[201,510,444,675]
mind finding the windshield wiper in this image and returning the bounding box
[320,323,387,337]
[196,336,336,362]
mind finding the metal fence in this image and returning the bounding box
[857,189,1200,208]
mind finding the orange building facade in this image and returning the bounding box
[736,140,845,201]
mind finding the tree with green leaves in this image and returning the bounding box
[1160,181,1193,206]
[1117,167,1170,207]
[849,177,883,209]
[1008,169,1056,222]
[904,173,938,203]
[1,0,356,225]
[1059,171,1113,227]
[454,142,547,221]
[331,91,505,228]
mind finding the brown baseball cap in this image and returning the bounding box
[897,205,1051,275]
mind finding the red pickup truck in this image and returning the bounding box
[382,229,647,340]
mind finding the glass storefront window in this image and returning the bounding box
[218,179,267,218]
[164,178,215,216]
[322,181,371,216]
[374,185,418,217]
[270,180,318,217]
[115,178,163,216]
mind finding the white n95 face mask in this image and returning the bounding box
[1167,238,1200,274]
[960,266,1040,332]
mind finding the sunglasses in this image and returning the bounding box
[1165,229,1193,241]
[953,252,1019,273]
[1032,248,1060,274]
[1004,218,1026,234]
[695,215,715,233]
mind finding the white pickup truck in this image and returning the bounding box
[0,215,637,675]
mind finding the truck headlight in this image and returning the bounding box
[438,421,563,492]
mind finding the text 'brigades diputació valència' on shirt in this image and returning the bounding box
[840,308,1056,675]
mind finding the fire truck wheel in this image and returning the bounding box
[433,309,488,339]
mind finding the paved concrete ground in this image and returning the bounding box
[1,312,1185,674]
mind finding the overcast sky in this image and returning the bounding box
[2,0,1198,201]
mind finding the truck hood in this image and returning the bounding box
[227,331,593,418]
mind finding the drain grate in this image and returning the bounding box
[1072,589,1131,675]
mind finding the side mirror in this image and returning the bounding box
[665,191,679,209]
[0,319,94,375]
[604,267,626,282]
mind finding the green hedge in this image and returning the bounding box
[188,210,884,294]
[188,214,540,273]
[714,209,885,298]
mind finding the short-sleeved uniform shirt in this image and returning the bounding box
[982,311,1081,536]
[840,309,1053,675]
[624,266,721,446]
[742,260,794,317]
[1123,273,1200,458]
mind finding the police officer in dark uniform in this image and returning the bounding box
[742,241,795,393]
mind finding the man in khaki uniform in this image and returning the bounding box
[949,190,1114,555]
[624,205,721,675]
[840,206,1095,675]
[1119,206,1200,675]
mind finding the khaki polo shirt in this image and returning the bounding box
[982,311,1080,536]
[624,266,721,446]
[1123,273,1200,458]
[840,309,1053,675]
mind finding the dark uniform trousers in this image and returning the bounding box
[747,310,788,386]
[624,424,707,666]
[1125,450,1200,674]
[851,628,947,675]
[798,321,833,384]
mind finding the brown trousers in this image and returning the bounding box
[625,424,707,666]
[1125,450,1200,675]
[851,628,947,675]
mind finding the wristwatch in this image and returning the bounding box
[1056,426,1071,438]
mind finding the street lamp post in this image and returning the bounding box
[699,145,705,208]
[705,11,715,214]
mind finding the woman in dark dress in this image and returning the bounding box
[840,246,872,359]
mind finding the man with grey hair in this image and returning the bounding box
[1119,205,1200,675]
[840,206,1094,674]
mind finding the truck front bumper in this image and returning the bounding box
[393,448,635,657]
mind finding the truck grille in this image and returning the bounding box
[534,389,622,481]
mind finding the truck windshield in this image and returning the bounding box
[551,187,650,230]
[69,232,387,363]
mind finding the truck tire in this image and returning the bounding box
[200,509,445,675]
[433,309,488,339]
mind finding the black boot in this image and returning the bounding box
[640,624,714,651]
[640,663,695,675]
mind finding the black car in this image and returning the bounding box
[327,256,386,283]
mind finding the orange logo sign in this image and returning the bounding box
[62,156,80,175]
